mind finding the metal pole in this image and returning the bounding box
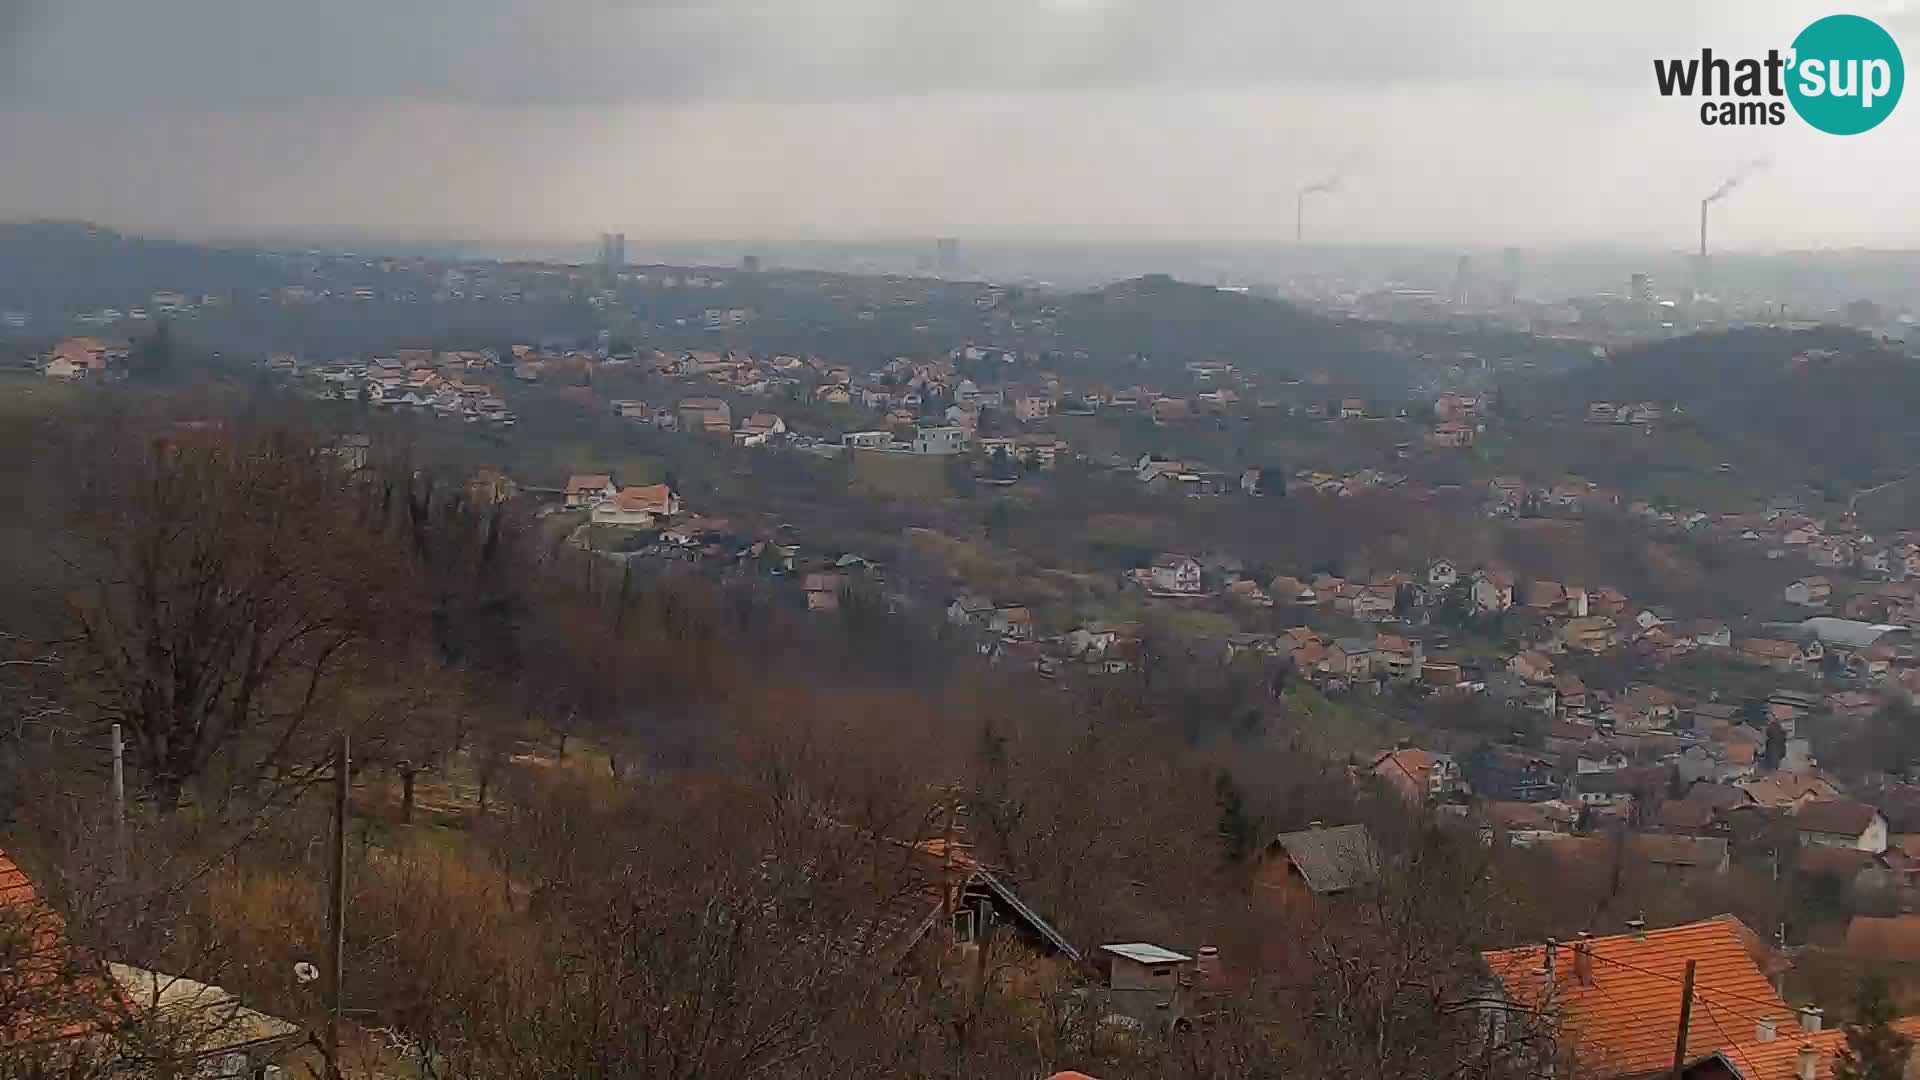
[325,734,350,1080]
[1669,959,1697,1079]
[110,724,126,881]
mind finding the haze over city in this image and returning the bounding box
[4,0,1920,254]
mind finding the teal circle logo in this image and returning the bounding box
[1788,14,1904,134]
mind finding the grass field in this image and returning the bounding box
[848,448,951,498]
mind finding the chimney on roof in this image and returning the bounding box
[1308,820,1325,830]
[1544,938,1558,982]
[1796,1042,1819,1080]
[1573,932,1594,987]
[1757,1017,1778,1043]
[1799,1005,1823,1033]
[1627,917,1647,940]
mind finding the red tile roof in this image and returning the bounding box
[1705,1017,1920,1080]
[1484,916,1794,1076]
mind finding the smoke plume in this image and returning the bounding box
[1703,157,1771,204]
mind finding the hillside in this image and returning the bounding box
[0,221,287,313]
[1044,274,1404,388]
[1508,326,1920,497]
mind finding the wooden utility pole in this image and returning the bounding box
[109,724,126,881]
[325,734,350,1080]
[1669,959,1697,1079]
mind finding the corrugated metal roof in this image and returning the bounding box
[1100,943,1191,965]
[1796,618,1908,649]
[1271,824,1380,894]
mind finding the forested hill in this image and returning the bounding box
[1511,326,1920,495]
[0,222,285,311]
[1045,274,1402,387]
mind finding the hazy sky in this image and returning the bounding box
[3,0,1918,250]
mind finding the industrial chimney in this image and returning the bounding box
[1699,200,1709,259]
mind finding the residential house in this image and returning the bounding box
[1740,638,1808,672]
[1352,585,1397,621]
[1556,674,1590,715]
[1011,395,1053,422]
[1589,586,1631,617]
[988,605,1035,641]
[1785,576,1834,608]
[678,397,732,433]
[735,412,787,446]
[912,427,968,455]
[1508,651,1555,684]
[1268,575,1318,605]
[1428,558,1459,590]
[1738,773,1842,809]
[802,572,847,612]
[1632,834,1732,881]
[1472,570,1515,613]
[1615,685,1681,733]
[1792,799,1889,853]
[1690,621,1734,649]
[1466,745,1560,803]
[592,484,680,527]
[43,336,125,380]
[1330,638,1376,678]
[946,595,994,628]
[1482,917,1800,1079]
[1371,749,1460,804]
[1675,1014,1920,1080]
[1560,616,1619,654]
[1255,823,1379,902]
[1373,634,1423,681]
[564,473,618,510]
[1148,554,1204,595]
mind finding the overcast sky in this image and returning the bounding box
[2,0,1917,250]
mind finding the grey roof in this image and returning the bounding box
[1270,823,1381,894]
[1334,637,1376,656]
[1100,942,1191,965]
[1795,618,1909,649]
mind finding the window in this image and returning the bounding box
[953,909,976,944]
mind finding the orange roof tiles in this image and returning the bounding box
[1484,916,1794,1077]
[1705,1017,1920,1080]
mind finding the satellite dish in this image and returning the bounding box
[293,962,320,985]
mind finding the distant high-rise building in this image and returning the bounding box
[599,233,626,278]
[1451,255,1474,306]
[1629,273,1653,303]
[741,253,762,274]
[935,237,960,274]
[1500,246,1522,301]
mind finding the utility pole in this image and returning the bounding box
[1669,959,1697,1079]
[325,734,350,1080]
[110,724,126,881]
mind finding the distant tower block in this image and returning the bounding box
[935,237,960,274]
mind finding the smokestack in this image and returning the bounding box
[1699,200,1709,260]
[1296,191,1305,244]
